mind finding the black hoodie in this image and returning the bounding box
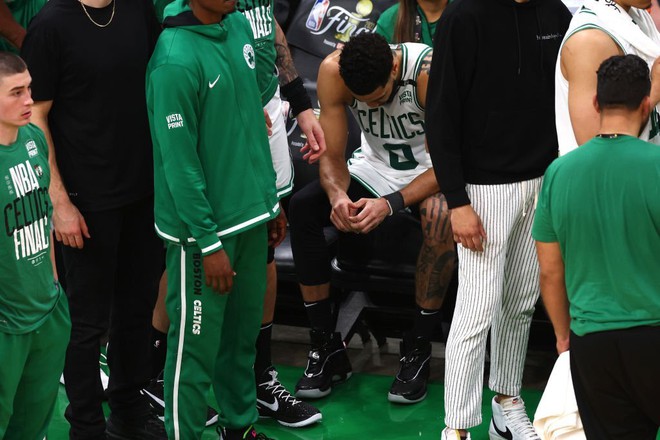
[425,0,572,208]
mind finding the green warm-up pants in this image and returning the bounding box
[164,224,267,440]
[0,288,71,440]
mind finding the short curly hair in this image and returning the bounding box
[597,55,650,110]
[339,33,393,96]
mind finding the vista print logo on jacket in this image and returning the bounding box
[166,113,184,130]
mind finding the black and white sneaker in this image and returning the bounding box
[489,396,540,440]
[387,335,431,404]
[218,425,274,440]
[257,366,322,427]
[295,330,352,399]
[141,370,219,427]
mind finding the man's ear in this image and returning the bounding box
[593,94,601,114]
[391,58,399,79]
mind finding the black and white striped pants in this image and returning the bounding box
[444,178,542,429]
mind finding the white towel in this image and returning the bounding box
[533,351,585,440]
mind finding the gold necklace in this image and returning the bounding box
[79,0,116,28]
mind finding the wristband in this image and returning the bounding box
[281,77,313,117]
[382,191,405,216]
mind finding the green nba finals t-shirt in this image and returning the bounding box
[532,135,660,337]
[237,0,279,103]
[0,0,47,52]
[0,123,58,334]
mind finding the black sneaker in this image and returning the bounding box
[141,370,219,427]
[387,335,431,404]
[256,366,322,427]
[105,413,167,440]
[294,330,352,399]
[217,425,275,440]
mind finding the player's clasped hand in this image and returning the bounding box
[330,193,357,232]
[203,250,235,294]
[348,197,389,234]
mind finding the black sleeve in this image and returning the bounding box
[425,6,476,209]
[143,0,162,52]
[21,14,59,103]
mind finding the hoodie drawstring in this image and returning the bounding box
[535,7,545,81]
[514,7,521,75]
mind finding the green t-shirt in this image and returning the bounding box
[375,3,438,46]
[532,135,660,336]
[0,123,58,334]
[0,0,47,52]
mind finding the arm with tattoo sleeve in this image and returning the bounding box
[275,20,326,163]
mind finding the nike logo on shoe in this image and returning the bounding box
[492,420,513,440]
[257,397,279,412]
[209,74,220,88]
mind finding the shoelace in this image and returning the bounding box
[502,401,538,436]
[260,370,300,406]
[400,350,420,365]
[398,349,428,376]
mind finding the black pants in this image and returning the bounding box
[288,178,373,286]
[62,197,164,439]
[570,327,660,440]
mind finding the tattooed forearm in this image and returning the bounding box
[275,21,299,86]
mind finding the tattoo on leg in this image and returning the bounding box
[416,248,456,305]
[417,193,454,306]
[422,194,450,242]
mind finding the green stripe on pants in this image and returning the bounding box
[164,224,267,439]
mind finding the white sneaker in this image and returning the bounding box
[489,396,540,440]
[441,427,471,440]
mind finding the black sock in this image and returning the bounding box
[150,326,167,379]
[411,306,440,340]
[254,322,273,378]
[304,298,334,333]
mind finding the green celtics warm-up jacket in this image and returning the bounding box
[146,0,279,256]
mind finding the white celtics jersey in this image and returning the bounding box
[347,43,433,197]
[556,1,660,155]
